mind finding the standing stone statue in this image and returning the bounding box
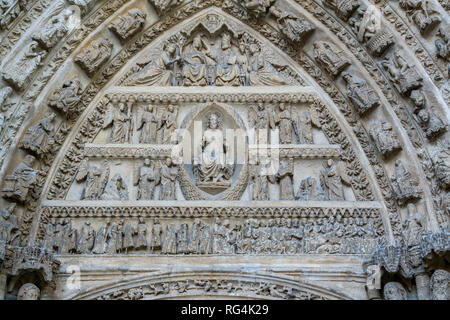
[162,223,177,254]
[276,158,294,200]
[159,158,178,200]
[2,155,39,202]
[122,223,136,253]
[296,110,314,144]
[369,120,402,157]
[383,282,407,300]
[176,223,189,254]
[42,219,56,250]
[313,41,350,77]
[100,174,129,201]
[273,103,299,144]
[60,219,78,254]
[248,102,276,144]
[380,52,423,96]
[76,159,110,200]
[150,218,163,252]
[199,223,212,254]
[92,218,111,254]
[17,283,40,300]
[135,217,148,250]
[342,72,380,115]
[160,105,178,144]
[19,112,56,158]
[319,159,348,201]
[136,104,158,144]
[430,269,449,300]
[295,176,326,201]
[188,219,202,254]
[48,79,83,117]
[390,160,420,205]
[135,158,157,200]
[77,221,95,254]
[249,157,276,201]
[103,95,132,143]
[269,5,315,44]
[109,8,146,42]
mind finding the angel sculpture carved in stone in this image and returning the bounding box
[135,158,157,200]
[100,174,129,201]
[136,103,158,144]
[380,52,423,96]
[319,159,350,201]
[2,155,39,203]
[269,5,315,44]
[276,158,294,200]
[250,156,276,201]
[390,160,420,205]
[248,102,276,144]
[48,79,83,117]
[194,113,233,190]
[248,41,287,86]
[159,157,178,200]
[19,111,56,158]
[109,8,146,42]
[399,0,441,34]
[103,95,132,143]
[313,41,350,78]
[124,38,181,86]
[342,72,380,115]
[296,110,314,144]
[76,159,110,200]
[75,38,113,76]
[159,105,178,144]
[369,120,402,158]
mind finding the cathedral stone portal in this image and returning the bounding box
[0,0,448,300]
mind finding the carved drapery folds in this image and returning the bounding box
[75,38,113,76]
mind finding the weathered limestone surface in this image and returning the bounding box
[0,0,448,300]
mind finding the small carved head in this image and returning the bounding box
[430,269,449,300]
[23,155,36,167]
[17,283,40,300]
[383,282,407,300]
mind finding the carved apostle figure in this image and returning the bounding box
[313,41,350,77]
[342,72,380,115]
[77,221,95,254]
[17,283,40,300]
[92,218,111,254]
[150,218,162,251]
[135,217,148,250]
[159,158,177,200]
[276,158,294,200]
[122,223,135,253]
[369,120,402,157]
[199,223,212,254]
[160,105,178,144]
[430,269,449,300]
[101,174,129,201]
[109,8,146,42]
[105,220,121,254]
[20,112,56,157]
[162,223,177,254]
[237,34,250,86]
[296,110,314,144]
[182,34,209,86]
[380,52,423,96]
[135,158,157,200]
[269,5,314,44]
[390,160,420,204]
[250,156,276,200]
[177,223,189,254]
[188,218,202,254]
[399,0,441,34]
[319,159,348,201]
[42,219,55,250]
[248,102,276,144]
[213,218,226,254]
[295,176,326,201]
[0,203,18,245]
[48,79,83,117]
[124,38,181,86]
[32,8,73,49]
[137,104,158,144]
[76,159,110,200]
[2,155,39,202]
[60,219,77,254]
[74,38,113,75]
[273,103,299,144]
[103,95,132,143]
[195,113,233,186]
